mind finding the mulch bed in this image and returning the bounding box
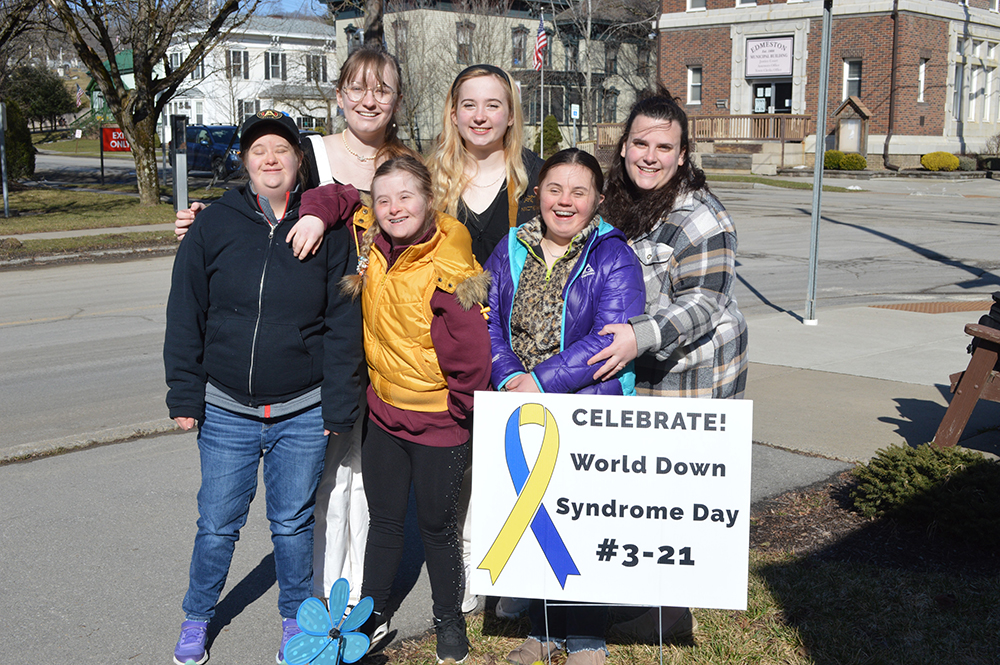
[750,471,1000,577]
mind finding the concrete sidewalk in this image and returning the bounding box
[745,304,1000,461]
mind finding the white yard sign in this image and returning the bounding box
[470,391,752,610]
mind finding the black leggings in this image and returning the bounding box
[360,421,468,619]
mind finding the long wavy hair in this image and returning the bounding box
[429,65,528,217]
[337,46,411,164]
[602,86,707,240]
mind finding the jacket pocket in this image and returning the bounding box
[203,316,256,394]
[253,322,315,395]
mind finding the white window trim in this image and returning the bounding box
[687,0,706,12]
[687,66,702,105]
[843,59,861,100]
[735,0,756,6]
[918,58,927,103]
[992,0,999,13]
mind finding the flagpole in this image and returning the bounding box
[539,13,544,154]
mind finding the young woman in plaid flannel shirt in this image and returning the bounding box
[587,87,749,643]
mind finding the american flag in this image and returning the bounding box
[533,16,547,71]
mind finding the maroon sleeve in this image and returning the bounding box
[300,183,361,230]
[430,288,492,424]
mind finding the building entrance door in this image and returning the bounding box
[751,81,792,114]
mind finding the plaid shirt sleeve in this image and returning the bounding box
[630,190,739,361]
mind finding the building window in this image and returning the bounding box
[345,25,362,55]
[602,88,619,122]
[192,58,204,80]
[298,116,315,129]
[969,65,984,121]
[843,59,861,99]
[239,99,260,118]
[264,52,286,81]
[227,50,249,80]
[565,40,579,72]
[688,0,706,10]
[918,58,927,103]
[512,27,528,68]
[394,20,408,63]
[306,54,327,83]
[604,43,618,75]
[736,0,756,6]
[687,66,702,104]
[992,0,998,12]
[169,52,182,72]
[457,21,475,64]
[195,101,204,125]
[637,44,651,79]
[953,63,965,120]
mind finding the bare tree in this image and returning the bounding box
[0,0,45,86]
[551,0,656,140]
[46,0,261,205]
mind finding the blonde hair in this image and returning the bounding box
[429,65,528,218]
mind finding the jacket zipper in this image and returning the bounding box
[248,223,277,400]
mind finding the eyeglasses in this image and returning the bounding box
[341,84,395,104]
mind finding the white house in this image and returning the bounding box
[166,15,338,131]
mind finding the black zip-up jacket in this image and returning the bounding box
[164,183,363,432]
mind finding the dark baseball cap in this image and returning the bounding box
[239,109,300,153]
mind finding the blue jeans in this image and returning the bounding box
[182,403,327,621]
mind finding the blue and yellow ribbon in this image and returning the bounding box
[478,404,580,588]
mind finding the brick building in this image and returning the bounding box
[655,0,1000,169]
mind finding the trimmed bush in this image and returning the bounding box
[921,151,960,171]
[841,153,867,170]
[957,155,977,171]
[851,444,1000,547]
[824,149,844,170]
[2,100,35,179]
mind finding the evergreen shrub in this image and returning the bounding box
[921,151,959,171]
[957,155,977,171]
[2,100,35,178]
[824,149,844,170]
[851,444,1000,547]
[841,153,867,170]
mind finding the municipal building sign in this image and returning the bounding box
[745,37,794,78]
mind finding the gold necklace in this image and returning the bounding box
[468,169,506,188]
[342,133,375,162]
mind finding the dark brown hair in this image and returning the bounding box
[601,86,707,240]
[538,147,605,195]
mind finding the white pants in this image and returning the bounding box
[312,400,368,604]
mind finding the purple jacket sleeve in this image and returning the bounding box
[531,240,645,394]
[485,241,528,389]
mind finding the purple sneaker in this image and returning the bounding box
[277,617,301,664]
[173,620,208,665]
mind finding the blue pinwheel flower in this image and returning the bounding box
[284,578,373,665]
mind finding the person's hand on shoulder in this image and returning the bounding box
[287,215,326,259]
[175,201,207,240]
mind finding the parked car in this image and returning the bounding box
[184,124,241,179]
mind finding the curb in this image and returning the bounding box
[1,418,178,464]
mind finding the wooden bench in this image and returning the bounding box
[933,323,1000,447]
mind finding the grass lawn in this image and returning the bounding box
[0,189,176,234]
[378,548,998,664]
